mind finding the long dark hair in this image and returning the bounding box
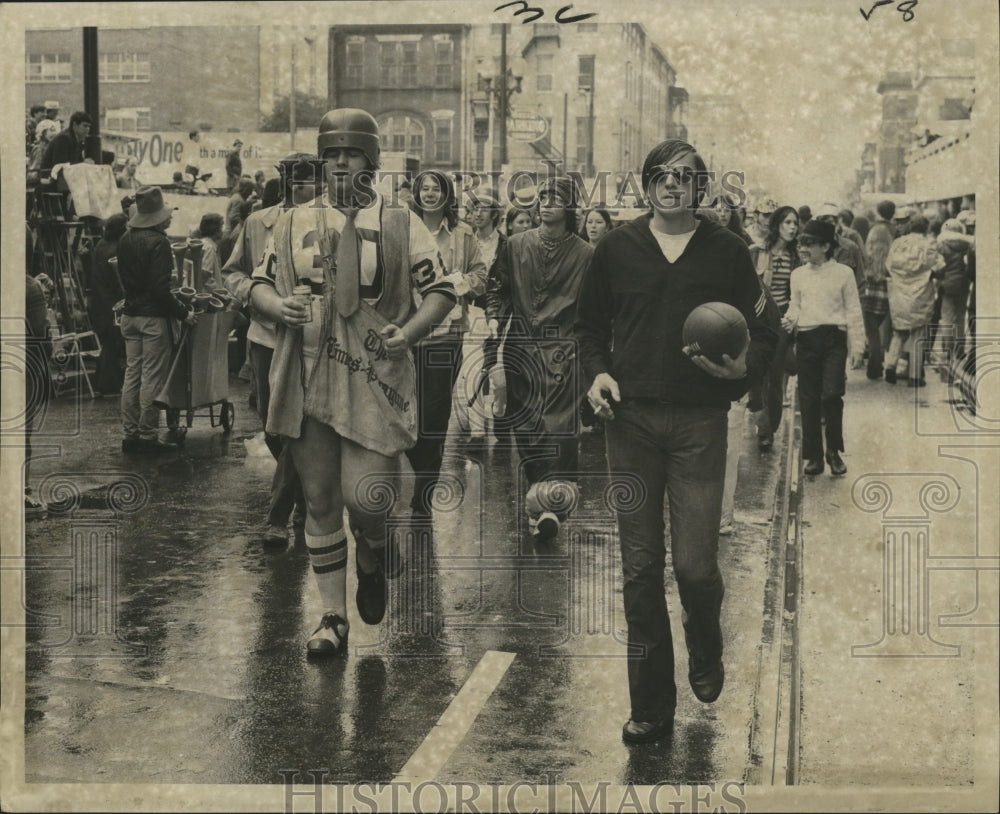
[506,207,533,234]
[412,170,458,230]
[766,205,799,253]
[579,208,613,243]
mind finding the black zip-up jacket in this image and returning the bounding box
[574,213,777,408]
[118,226,189,320]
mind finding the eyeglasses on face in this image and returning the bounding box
[798,238,823,246]
[652,165,696,185]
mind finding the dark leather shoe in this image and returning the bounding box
[356,560,387,625]
[804,458,824,475]
[622,715,674,744]
[757,433,773,451]
[884,368,897,384]
[122,437,143,453]
[140,437,179,452]
[826,451,847,476]
[124,436,178,453]
[689,659,725,703]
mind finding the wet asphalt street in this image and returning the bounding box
[19,370,786,789]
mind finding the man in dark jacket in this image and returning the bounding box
[575,139,777,745]
[118,186,196,452]
[40,110,94,171]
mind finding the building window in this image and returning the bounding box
[379,42,400,86]
[434,39,453,88]
[576,116,589,167]
[104,107,152,132]
[536,54,553,92]
[402,42,418,85]
[578,55,594,91]
[26,53,72,83]
[378,115,425,157]
[345,40,363,85]
[99,52,151,82]
[379,41,420,88]
[433,117,453,162]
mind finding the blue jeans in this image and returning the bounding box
[605,400,728,723]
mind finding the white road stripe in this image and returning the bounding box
[394,649,516,783]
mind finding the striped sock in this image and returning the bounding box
[306,528,348,614]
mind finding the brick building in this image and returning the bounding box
[25,26,262,134]
[329,25,467,173]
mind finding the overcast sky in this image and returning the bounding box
[632,0,977,206]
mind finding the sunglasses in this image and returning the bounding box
[798,238,823,246]
[652,165,697,185]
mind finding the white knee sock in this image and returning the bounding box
[305,528,348,616]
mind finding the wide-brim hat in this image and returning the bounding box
[799,218,837,246]
[753,196,779,215]
[128,185,176,228]
[956,209,976,227]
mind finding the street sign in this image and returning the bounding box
[508,115,548,143]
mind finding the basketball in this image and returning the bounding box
[682,302,748,365]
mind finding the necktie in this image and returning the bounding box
[336,208,360,317]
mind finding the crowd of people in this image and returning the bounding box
[24,104,978,748]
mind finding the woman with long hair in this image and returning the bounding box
[506,206,534,236]
[709,193,754,245]
[579,207,613,244]
[749,205,800,450]
[406,170,488,516]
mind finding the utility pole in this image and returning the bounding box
[499,23,509,167]
[587,83,595,178]
[289,40,297,150]
[82,27,101,161]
